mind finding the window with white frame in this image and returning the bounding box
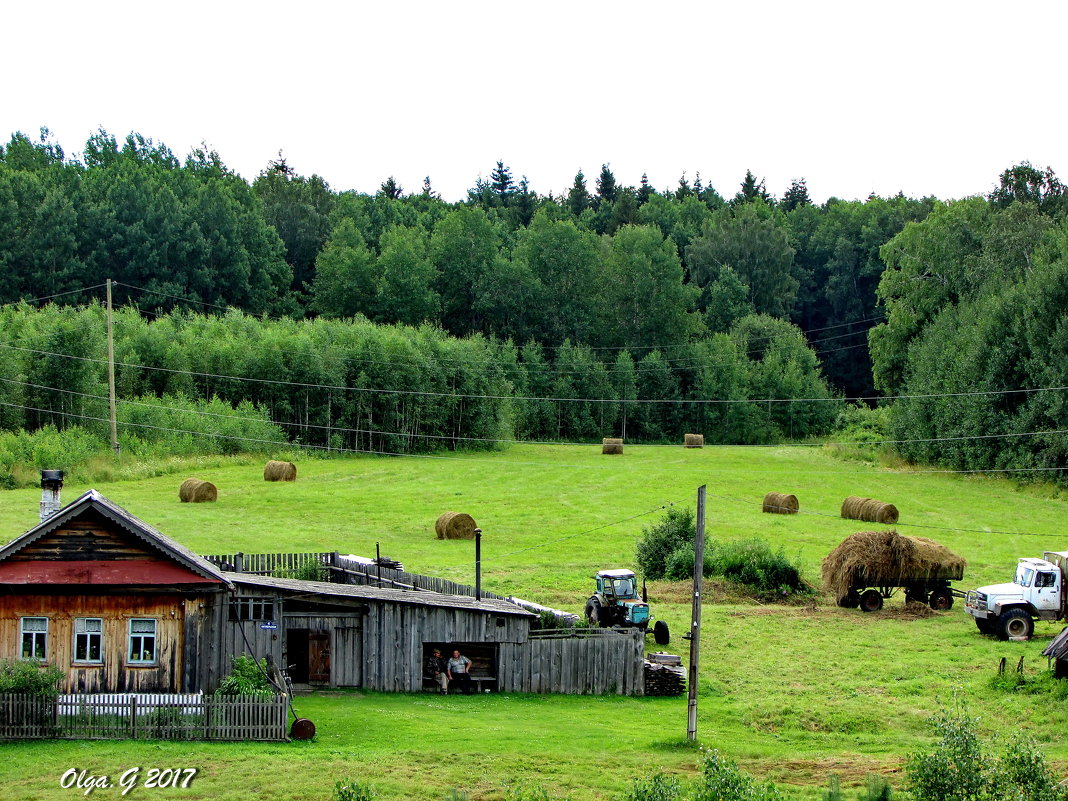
[20,617,48,661]
[74,618,103,663]
[127,618,157,664]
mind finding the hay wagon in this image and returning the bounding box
[823,530,967,613]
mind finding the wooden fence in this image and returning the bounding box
[202,551,507,600]
[0,693,288,741]
[511,628,646,695]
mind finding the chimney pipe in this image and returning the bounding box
[474,528,482,602]
[40,470,64,523]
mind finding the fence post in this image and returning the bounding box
[130,696,137,738]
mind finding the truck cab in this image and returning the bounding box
[965,552,1068,640]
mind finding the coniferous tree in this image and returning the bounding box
[596,164,618,206]
[567,170,592,217]
[379,176,403,199]
[781,178,811,212]
[490,161,516,206]
[734,170,770,205]
[637,173,654,206]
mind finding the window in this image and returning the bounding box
[1037,572,1057,589]
[128,619,157,664]
[74,618,103,663]
[20,617,47,661]
[229,597,274,622]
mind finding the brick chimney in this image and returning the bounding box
[40,470,64,523]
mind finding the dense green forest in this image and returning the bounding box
[0,128,1065,477]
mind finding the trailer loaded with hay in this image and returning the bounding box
[822,529,966,612]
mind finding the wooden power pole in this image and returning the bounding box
[687,484,706,741]
[106,278,119,454]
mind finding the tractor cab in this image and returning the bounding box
[597,569,639,601]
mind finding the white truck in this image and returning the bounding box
[965,551,1068,640]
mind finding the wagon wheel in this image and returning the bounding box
[839,591,861,609]
[859,589,884,613]
[928,588,954,611]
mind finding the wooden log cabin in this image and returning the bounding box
[0,482,230,693]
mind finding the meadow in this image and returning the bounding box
[3,443,1068,800]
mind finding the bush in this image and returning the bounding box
[705,539,808,596]
[616,772,683,801]
[635,507,695,580]
[333,780,376,801]
[276,559,329,582]
[215,654,275,698]
[694,750,784,801]
[906,701,1068,801]
[0,659,64,697]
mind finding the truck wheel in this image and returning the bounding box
[859,589,884,613]
[975,618,995,635]
[653,620,670,645]
[997,609,1034,640]
[928,588,954,611]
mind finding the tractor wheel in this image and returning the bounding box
[997,609,1034,641]
[859,589,884,613]
[653,620,670,646]
[928,588,954,611]
[585,599,604,627]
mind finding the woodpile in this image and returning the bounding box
[435,512,477,540]
[683,433,704,448]
[644,656,685,696]
[841,496,899,524]
[602,438,624,455]
[264,460,297,481]
[179,478,217,503]
[373,555,404,571]
[762,492,799,514]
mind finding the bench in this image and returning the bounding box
[422,673,497,693]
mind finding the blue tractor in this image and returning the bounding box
[585,568,670,645]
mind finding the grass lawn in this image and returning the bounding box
[2,444,1067,799]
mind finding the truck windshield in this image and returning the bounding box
[1015,565,1034,587]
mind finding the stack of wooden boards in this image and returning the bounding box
[644,652,685,696]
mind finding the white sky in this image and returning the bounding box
[6,1,1065,204]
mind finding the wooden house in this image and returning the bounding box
[0,488,230,693]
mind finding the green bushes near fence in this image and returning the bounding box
[0,659,63,697]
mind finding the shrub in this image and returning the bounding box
[705,539,808,596]
[276,559,329,582]
[0,659,64,697]
[694,750,784,801]
[333,780,376,801]
[616,772,683,801]
[635,507,695,580]
[215,654,274,698]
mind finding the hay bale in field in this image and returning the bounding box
[264,460,297,482]
[762,492,799,514]
[821,529,966,604]
[602,437,624,455]
[435,511,477,540]
[684,433,704,448]
[840,495,898,524]
[179,478,217,503]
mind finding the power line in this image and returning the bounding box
[3,338,1067,406]
[0,284,107,309]
[5,376,1068,451]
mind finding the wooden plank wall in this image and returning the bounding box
[198,590,283,692]
[500,630,645,696]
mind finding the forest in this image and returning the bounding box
[0,127,1065,476]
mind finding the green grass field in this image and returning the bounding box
[4,444,1068,800]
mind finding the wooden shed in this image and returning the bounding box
[0,489,230,693]
[204,573,537,693]
[1043,625,1068,679]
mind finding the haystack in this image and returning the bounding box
[264,460,297,482]
[435,511,477,540]
[602,438,624,455]
[684,433,704,448]
[179,478,217,503]
[762,492,799,514]
[821,529,966,604]
[841,495,898,524]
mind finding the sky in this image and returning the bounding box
[6,1,1066,205]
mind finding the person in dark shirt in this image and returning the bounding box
[425,649,448,694]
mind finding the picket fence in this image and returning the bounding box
[0,693,288,741]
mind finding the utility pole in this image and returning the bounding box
[106,278,119,454]
[687,484,705,741]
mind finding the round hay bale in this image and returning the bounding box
[602,437,624,455]
[683,433,705,448]
[841,496,898,524]
[435,511,477,540]
[179,478,217,503]
[264,460,297,482]
[762,492,799,514]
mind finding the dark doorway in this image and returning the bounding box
[286,629,331,684]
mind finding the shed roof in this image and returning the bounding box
[1042,625,1068,661]
[0,489,230,586]
[224,572,536,617]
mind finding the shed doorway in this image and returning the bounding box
[286,629,331,685]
